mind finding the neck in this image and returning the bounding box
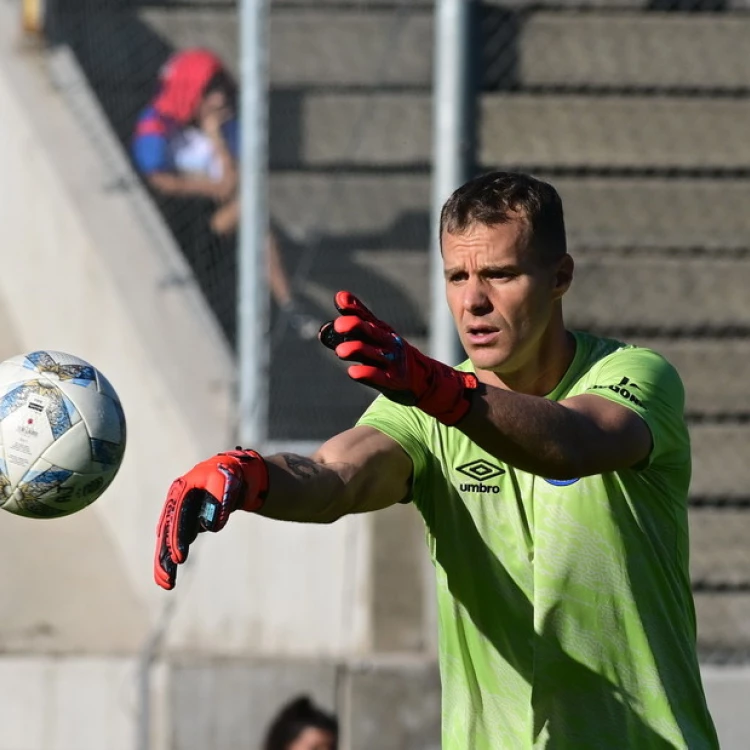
[476,315,576,397]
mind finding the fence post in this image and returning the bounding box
[238,0,271,448]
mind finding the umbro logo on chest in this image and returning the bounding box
[456,459,505,494]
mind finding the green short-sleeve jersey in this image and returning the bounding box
[357,331,718,750]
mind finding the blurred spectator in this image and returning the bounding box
[132,48,317,339]
[262,695,338,750]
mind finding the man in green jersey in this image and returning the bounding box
[154,172,719,749]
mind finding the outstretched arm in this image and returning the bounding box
[259,426,413,523]
[456,389,651,480]
[154,425,412,589]
[320,292,652,482]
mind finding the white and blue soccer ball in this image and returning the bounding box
[0,351,126,518]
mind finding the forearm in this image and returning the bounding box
[255,428,411,522]
[256,453,357,524]
[147,172,223,200]
[458,385,599,479]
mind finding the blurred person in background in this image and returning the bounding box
[155,172,719,749]
[132,47,317,340]
[262,695,338,750]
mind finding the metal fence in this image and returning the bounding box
[36,0,750,663]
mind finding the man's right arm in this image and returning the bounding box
[154,425,413,589]
[147,172,233,203]
[258,425,414,524]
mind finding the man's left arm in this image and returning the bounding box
[457,387,652,480]
[320,292,677,480]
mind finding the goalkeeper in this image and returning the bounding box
[155,172,719,749]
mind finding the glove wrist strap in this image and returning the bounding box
[418,369,479,426]
[224,448,269,513]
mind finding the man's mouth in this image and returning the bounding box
[465,325,500,345]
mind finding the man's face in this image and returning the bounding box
[198,88,232,124]
[443,216,570,377]
[288,727,336,750]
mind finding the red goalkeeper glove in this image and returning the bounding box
[154,449,268,591]
[319,291,478,426]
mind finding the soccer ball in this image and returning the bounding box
[0,350,126,518]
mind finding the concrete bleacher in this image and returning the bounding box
[128,0,750,660]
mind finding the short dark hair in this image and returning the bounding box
[263,695,338,750]
[440,171,567,264]
[203,70,237,108]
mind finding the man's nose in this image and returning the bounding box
[463,277,492,315]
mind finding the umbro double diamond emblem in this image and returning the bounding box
[456,459,505,494]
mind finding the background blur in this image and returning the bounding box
[1,0,749,747]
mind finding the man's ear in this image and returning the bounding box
[552,254,574,300]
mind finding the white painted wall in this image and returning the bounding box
[0,656,143,750]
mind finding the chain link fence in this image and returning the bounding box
[34,0,432,443]
[32,0,750,663]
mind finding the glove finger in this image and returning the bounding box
[169,487,206,564]
[155,498,178,590]
[333,291,381,325]
[155,550,176,590]
[336,340,392,368]
[334,315,394,348]
[348,364,419,407]
[318,321,340,352]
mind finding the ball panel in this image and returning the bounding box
[4,459,75,518]
[42,420,93,472]
[94,368,120,400]
[3,458,119,519]
[24,351,98,384]
[90,437,125,468]
[0,384,57,487]
[59,384,124,445]
[0,457,11,500]
[3,495,70,518]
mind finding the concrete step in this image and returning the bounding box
[690,508,750,586]
[270,0,744,10]
[135,8,238,79]
[270,92,430,168]
[486,0,749,9]
[553,178,750,251]
[481,95,750,171]
[691,425,750,499]
[513,13,750,91]
[567,256,750,331]
[139,8,433,86]
[270,173,430,248]
[139,7,750,90]
[695,592,750,654]
[270,173,750,251]
[268,91,750,170]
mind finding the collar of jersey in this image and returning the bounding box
[456,329,585,402]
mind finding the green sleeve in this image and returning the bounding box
[582,346,688,469]
[356,395,431,483]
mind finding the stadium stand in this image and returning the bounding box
[43,0,750,672]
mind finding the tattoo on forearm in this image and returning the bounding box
[282,454,321,480]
